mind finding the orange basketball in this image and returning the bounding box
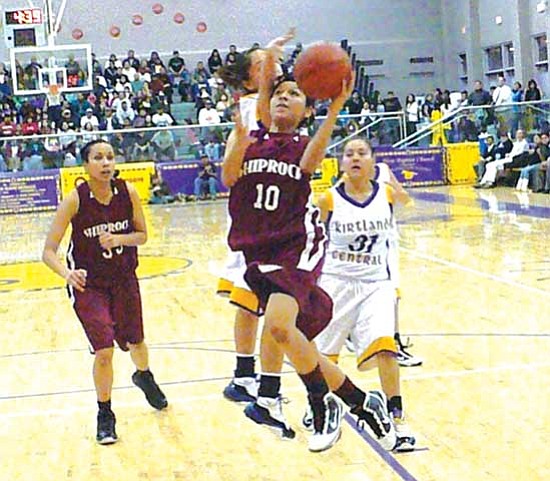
[294,42,352,100]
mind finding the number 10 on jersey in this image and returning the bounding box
[254,184,280,211]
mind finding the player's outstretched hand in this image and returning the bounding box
[66,269,87,292]
[233,109,257,147]
[266,27,296,59]
[329,71,356,114]
[99,231,120,250]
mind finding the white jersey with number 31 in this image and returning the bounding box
[322,181,396,281]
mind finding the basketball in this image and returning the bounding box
[294,42,352,100]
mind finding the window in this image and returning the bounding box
[459,53,467,77]
[362,59,384,66]
[535,34,548,64]
[504,43,514,68]
[486,46,503,71]
[409,56,434,64]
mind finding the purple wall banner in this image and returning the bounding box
[374,146,446,187]
[0,170,60,214]
[157,160,228,196]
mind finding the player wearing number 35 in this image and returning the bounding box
[42,139,167,446]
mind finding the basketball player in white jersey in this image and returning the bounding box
[339,153,423,367]
[306,138,416,451]
[215,30,297,437]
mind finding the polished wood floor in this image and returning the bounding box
[0,185,549,481]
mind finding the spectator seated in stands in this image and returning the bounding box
[22,138,44,171]
[65,54,83,87]
[168,51,185,85]
[0,116,17,137]
[0,151,7,172]
[455,113,478,142]
[80,108,99,130]
[474,134,496,182]
[193,155,218,200]
[198,99,221,126]
[516,132,550,192]
[116,100,135,125]
[99,107,121,131]
[476,129,529,188]
[21,116,40,136]
[208,49,223,75]
[151,127,176,161]
[132,131,154,161]
[204,139,221,161]
[149,170,176,204]
[152,106,174,127]
[192,61,211,100]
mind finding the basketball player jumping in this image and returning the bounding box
[223,46,396,452]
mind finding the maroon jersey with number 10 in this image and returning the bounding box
[228,128,326,270]
[67,179,138,287]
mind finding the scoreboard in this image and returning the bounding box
[3,8,47,48]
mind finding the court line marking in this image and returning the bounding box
[3,361,549,481]
[344,413,419,481]
[2,360,549,409]
[401,247,549,295]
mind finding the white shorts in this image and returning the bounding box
[216,249,260,315]
[315,274,397,370]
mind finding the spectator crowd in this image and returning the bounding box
[0,42,549,196]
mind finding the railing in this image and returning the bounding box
[394,99,550,149]
[0,111,407,172]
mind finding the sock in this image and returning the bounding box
[298,364,329,432]
[394,332,402,348]
[98,400,112,412]
[258,373,281,399]
[334,376,366,410]
[234,354,255,378]
[388,395,403,417]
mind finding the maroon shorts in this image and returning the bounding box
[244,262,333,341]
[70,274,144,351]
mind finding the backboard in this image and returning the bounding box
[9,43,92,95]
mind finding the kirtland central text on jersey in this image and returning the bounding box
[329,218,394,235]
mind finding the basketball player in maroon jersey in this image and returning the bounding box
[223,48,396,452]
[216,31,296,437]
[42,139,167,445]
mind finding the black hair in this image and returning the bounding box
[271,74,315,107]
[80,139,111,163]
[343,137,374,155]
[217,47,262,90]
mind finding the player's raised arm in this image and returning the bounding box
[257,28,297,128]
[256,49,279,130]
[300,72,355,174]
[221,110,257,187]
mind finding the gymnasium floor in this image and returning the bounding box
[0,184,549,481]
